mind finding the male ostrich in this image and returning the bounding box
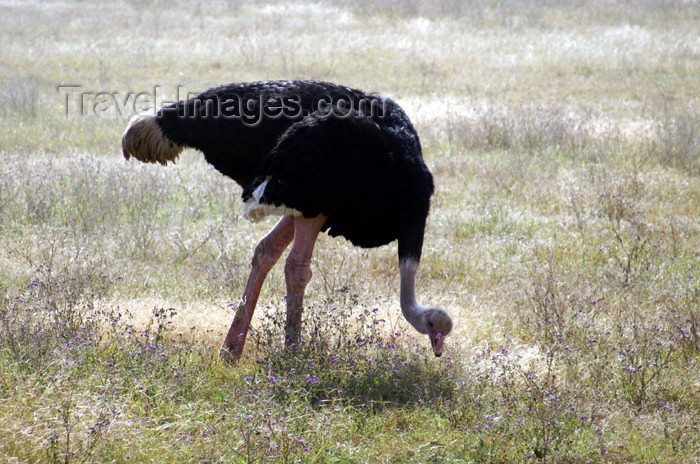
[122,80,452,361]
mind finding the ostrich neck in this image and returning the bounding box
[400,259,428,334]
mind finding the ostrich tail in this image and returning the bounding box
[122,114,184,165]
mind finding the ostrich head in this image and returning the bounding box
[399,260,454,357]
[422,306,453,357]
[122,114,184,165]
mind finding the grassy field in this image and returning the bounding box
[1,0,699,462]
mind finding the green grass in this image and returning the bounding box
[1,0,699,462]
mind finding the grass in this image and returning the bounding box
[1,0,699,462]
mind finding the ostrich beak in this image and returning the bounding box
[429,330,445,357]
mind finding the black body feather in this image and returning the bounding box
[154,80,434,261]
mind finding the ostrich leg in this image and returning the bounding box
[283,215,327,349]
[221,216,295,362]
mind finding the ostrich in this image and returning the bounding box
[122,80,452,361]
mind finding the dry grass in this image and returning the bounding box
[1,0,699,462]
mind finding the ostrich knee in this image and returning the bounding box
[251,236,285,276]
[284,254,312,346]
